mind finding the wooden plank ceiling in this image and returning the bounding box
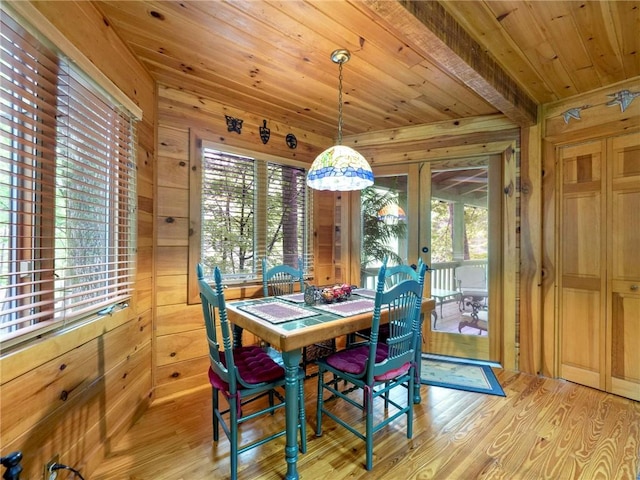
[95,0,640,138]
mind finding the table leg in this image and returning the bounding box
[282,349,302,480]
[413,314,424,404]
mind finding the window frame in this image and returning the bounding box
[0,7,138,348]
[188,134,314,302]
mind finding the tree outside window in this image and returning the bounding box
[200,147,310,281]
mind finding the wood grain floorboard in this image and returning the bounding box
[92,368,640,479]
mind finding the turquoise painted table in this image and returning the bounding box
[226,293,435,480]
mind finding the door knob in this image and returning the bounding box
[631,284,638,291]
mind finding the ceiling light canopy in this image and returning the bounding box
[306,49,374,191]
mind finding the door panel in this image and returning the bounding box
[607,134,640,400]
[558,134,639,401]
[426,159,492,360]
[558,141,607,390]
[609,293,640,400]
[560,288,602,389]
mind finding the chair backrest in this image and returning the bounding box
[262,257,304,297]
[384,258,427,289]
[454,265,487,290]
[366,261,427,383]
[197,264,238,392]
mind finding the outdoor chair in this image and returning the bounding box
[315,261,426,471]
[196,264,307,480]
[454,265,488,311]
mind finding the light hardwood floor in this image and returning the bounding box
[92,364,640,479]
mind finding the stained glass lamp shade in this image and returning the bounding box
[307,145,374,191]
[377,204,407,222]
[307,49,374,191]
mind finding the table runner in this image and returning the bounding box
[313,298,375,317]
[352,288,377,299]
[239,300,319,324]
[276,292,306,303]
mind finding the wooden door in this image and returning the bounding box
[419,150,516,365]
[558,140,607,391]
[424,158,493,361]
[558,133,640,401]
[606,134,640,401]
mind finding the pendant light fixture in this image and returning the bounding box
[306,49,374,191]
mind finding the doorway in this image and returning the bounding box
[359,152,515,365]
[426,158,495,361]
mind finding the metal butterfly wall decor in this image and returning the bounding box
[225,115,243,134]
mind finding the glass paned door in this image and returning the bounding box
[359,157,510,363]
[420,155,514,362]
[360,174,410,289]
[428,160,492,360]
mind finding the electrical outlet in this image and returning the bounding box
[44,454,59,480]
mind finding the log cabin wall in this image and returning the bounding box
[0,1,156,479]
[154,102,532,398]
[154,85,333,399]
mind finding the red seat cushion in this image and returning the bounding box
[326,343,389,374]
[209,346,285,391]
[326,343,411,380]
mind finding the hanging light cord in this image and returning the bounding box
[337,60,344,145]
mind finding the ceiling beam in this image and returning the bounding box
[360,0,538,127]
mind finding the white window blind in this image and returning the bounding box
[0,10,137,345]
[264,162,308,270]
[200,147,312,281]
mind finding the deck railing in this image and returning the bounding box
[361,260,488,292]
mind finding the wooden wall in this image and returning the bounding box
[0,2,155,479]
[154,85,332,399]
[153,101,535,396]
[1,2,636,475]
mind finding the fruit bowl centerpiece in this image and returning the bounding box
[320,284,353,304]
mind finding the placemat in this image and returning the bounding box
[353,288,377,299]
[275,293,306,303]
[238,300,318,324]
[313,298,375,317]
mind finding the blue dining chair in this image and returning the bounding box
[384,258,426,289]
[232,257,305,348]
[262,257,305,297]
[262,257,335,375]
[196,264,307,480]
[351,258,427,345]
[315,261,427,471]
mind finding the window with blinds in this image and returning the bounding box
[200,147,312,281]
[0,10,137,345]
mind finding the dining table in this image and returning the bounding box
[225,289,435,480]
